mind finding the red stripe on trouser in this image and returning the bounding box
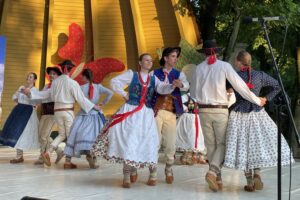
[194,113,199,149]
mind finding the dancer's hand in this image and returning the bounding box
[172,79,183,88]
[93,105,101,111]
[227,88,234,93]
[123,94,129,101]
[259,97,267,106]
[21,88,31,97]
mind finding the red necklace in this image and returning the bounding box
[138,71,150,86]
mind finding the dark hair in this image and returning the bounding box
[46,66,62,76]
[139,53,151,61]
[236,50,252,66]
[28,72,37,86]
[29,72,37,80]
[159,47,181,66]
[81,68,93,83]
[59,60,75,73]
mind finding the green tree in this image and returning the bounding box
[175,0,300,156]
[175,0,300,102]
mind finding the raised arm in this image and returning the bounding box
[12,87,22,101]
[71,81,95,113]
[178,71,189,91]
[29,88,51,101]
[97,84,114,105]
[110,70,133,98]
[225,64,262,106]
[154,76,174,95]
[262,72,281,101]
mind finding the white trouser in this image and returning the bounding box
[38,115,56,153]
[50,110,74,149]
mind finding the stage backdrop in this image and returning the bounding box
[0,0,199,126]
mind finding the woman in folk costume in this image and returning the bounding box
[64,69,113,169]
[176,92,206,165]
[92,53,182,188]
[0,73,39,163]
[224,50,294,192]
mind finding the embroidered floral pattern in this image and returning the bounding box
[92,117,157,168]
[127,73,155,108]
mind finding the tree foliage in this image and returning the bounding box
[175,0,300,106]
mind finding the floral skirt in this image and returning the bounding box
[92,103,159,168]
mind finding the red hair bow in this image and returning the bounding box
[241,66,254,89]
[88,83,94,100]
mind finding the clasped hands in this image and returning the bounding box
[20,87,31,97]
[172,79,183,89]
[259,97,267,107]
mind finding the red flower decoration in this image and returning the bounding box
[71,58,125,84]
[46,23,126,84]
[58,23,84,66]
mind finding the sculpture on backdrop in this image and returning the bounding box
[47,23,126,85]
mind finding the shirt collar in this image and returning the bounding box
[163,67,173,74]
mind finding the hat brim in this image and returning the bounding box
[46,67,62,75]
[173,47,181,57]
[197,47,223,54]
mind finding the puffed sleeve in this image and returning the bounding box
[154,76,174,94]
[110,70,133,97]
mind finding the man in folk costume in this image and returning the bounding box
[34,65,63,165]
[190,40,266,192]
[151,47,189,184]
[23,60,100,168]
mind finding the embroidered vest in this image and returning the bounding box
[126,72,156,108]
[152,68,184,115]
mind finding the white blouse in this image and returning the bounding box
[13,86,38,106]
[110,70,174,97]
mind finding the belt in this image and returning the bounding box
[54,107,74,112]
[154,95,175,114]
[198,105,228,109]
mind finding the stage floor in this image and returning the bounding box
[0,147,299,200]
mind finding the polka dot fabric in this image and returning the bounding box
[224,109,294,170]
[230,70,281,113]
[225,70,293,171]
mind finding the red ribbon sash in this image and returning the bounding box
[103,72,150,132]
